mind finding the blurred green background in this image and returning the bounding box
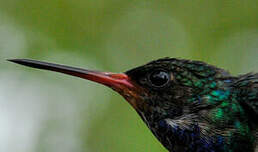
[0,0,257,152]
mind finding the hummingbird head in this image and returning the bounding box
[8,58,228,123]
[124,58,230,122]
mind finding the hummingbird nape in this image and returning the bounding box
[8,58,258,152]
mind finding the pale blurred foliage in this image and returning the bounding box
[0,0,257,152]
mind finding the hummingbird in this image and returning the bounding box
[8,58,258,152]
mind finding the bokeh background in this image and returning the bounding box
[0,1,258,152]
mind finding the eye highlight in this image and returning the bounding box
[148,70,170,88]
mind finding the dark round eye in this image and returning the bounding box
[148,70,170,87]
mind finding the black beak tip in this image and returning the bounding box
[7,59,31,66]
[7,59,21,63]
[7,59,14,62]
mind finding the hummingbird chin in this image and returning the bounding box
[9,58,258,152]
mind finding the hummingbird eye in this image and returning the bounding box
[148,70,170,88]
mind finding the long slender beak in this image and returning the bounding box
[8,59,135,91]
